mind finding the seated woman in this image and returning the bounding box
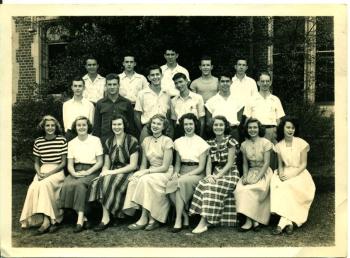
[20,115,67,235]
[123,114,173,231]
[234,117,273,232]
[58,116,103,233]
[166,113,209,233]
[270,116,315,235]
[189,115,240,234]
[87,114,139,231]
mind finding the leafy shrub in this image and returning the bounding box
[12,96,63,164]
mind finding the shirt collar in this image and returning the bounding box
[83,74,104,81]
[232,74,247,81]
[120,72,141,79]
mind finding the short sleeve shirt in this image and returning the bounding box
[161,64,190,96]
[68,135,103,164]
[230,75,258,107]
[275,137,310,168]
[33,135,68,164]
[142,135,174,167]
[207,136,239,167]
[118,72,149,104]
[174,134,209,162]
[170,91,205,123]
[82,74,106,103]
[240,137,273,168]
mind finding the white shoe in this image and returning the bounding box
[192,226,208,234]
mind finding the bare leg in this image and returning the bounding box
[77,211,85,226]
[168,192,176,206]
[174,191,185,228]
[38,215,50,231]
[241,216,253,229]
[192,216,209,234]
[182,210,189,226]
[135,208,149,225]
[101,205,110,224]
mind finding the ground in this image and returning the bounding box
[11,168,335,248]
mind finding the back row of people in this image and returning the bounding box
[20,113,315,237]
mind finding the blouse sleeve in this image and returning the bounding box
[240,141,247,155]
[128,135,140,155]
[61,137,68,155]
[33,139,40,157]
[67,141,74,159]
[262,138,273,152]
[274,142,281,154]
[94,137,104,156]
[162,136,174,150]
[298,138,310,153]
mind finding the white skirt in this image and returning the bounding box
[270,169,315,226]
[19,163,65,227]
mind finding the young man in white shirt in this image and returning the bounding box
[205,72,244,141]
[230,58,258,108]
[82,57,106,104]
[171,72,205,139]
[63,76,95,141]
[118,55,149,106]
[160,48,190,97]
[134,65,172,143]
[190,56,219,103]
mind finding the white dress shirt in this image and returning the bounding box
[82,74,106,103]
[160,63,190,96]
[62,97,94,132]
[230,75,258,107]
[118,72,149,104]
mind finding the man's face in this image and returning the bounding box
[219,76,232,94]
[147,68,162,86]
[85,59,98,74]
[174,77,188,93]
[71,80,84,96]
[106,79,119,95]
[257,74,272,91]
[199,60,213,76]
[234,60,248,74]
[164,50,178,65]
[123,56,136,72]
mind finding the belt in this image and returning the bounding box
[181,162,199,166]
[230,125,239,129]
[74,163,94,172]
[264,125,276,128]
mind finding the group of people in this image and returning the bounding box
[19,48,316,238]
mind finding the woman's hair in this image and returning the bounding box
[178,113,200,137]
[207,115,231,138]
[243,117,265,139]
[276,115,300,141]
[37,115,63,136]
[110,114,129,132]
[146,114,169,136]
[71,116,93,135]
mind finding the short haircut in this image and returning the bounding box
[236,57,248,65]
[146,114,170,136]
[218,71,233,81]
[146,64,162,75]
[85,57,98,64]
[257,71,272,81]
[110,114,129,131]
[105,73,120,83]
[208,115,231,138]
[200,55,212,64]
[164,47,177,53]
[243,117,266,139]
[37,115,63,136]
[276,116,300,142]
[178,113,200,136]
[72,76,85,86]
[71,116,93,135]
[123,54,136,61]
[172,72,187,82]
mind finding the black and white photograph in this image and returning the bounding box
[0,3,347,258]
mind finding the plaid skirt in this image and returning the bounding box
[189,167,240,226]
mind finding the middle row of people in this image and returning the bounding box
[60,112,272,234]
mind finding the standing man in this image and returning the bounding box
[171,72,205,139]
[93,73,136,142]
[118,55,149,106]
[161,47,190,96]
[230,58,258,107]
[205,72,244,141]
[243,71,285,169]
[190,56,219,103]
[134,65,171,143]
[63,76,95,141]
[83,57,106,105]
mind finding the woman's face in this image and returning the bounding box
[284,121,295,138]
[212,119,225,136]
[112,118,124,135]
[44,120,56,136]
[247,122,259,138]
[151,118,165,135]
[183,118,195,136]
[76,119,88,136]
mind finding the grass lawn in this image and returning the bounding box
[11,169,335,248]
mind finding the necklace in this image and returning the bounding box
[152,134,162,142]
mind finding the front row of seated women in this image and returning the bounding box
[20,113,315,236]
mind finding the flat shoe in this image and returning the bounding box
[183,225,189,230]
[128,223,147,231]
[192,226,208,234]
[285,224,294,235]
[170,227,182,233]
[271,226,283,235]
[144,221,160,231]
[238,226,252,232]
[253,224,262,232]
[73,224,84,233]
[93,221,110,232]
[48,224,60,233]
[83,220,93,230]
[33,225,50,236]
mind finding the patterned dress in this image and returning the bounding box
[270,137,315,226]
[20,136,67,227]
[87,134,139,216]
[189,136,240,226]
[234,137,273,225]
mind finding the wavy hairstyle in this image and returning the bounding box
[243,117,266,139]
[146,114,170,136]
[37,115,63,136]
[276,116,300,142]
[71,116,93,135]
[178,113,200,137]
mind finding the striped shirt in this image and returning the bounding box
[33,136,68,164]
